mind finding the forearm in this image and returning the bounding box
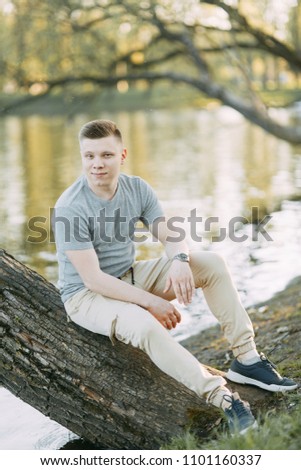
[151,221,190,260]
[164,240,190,259]
[85,270,154,309]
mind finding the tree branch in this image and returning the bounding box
[2,71,300,143]
[1,249,274,448]
[151,13,210,77]
[202,0,301,69]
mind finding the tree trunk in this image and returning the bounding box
[0,250,270,449]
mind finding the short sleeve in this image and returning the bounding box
[139,179,164,227]
[52,206,93,252]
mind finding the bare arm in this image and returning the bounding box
[65,248,181,329]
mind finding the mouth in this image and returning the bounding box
[92,172,107,177]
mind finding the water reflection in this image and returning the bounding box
[1,108,301,449]
[242,123,293,220]
[0,108,300,290]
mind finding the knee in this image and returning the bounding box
[191,250,227,269]
[207,252,228,275]
[190,251,229,281]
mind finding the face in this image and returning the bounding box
[80,135,127,197]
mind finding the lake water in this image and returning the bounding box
[1,107,301,449]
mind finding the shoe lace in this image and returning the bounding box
[223,394,249,418]
[259,353,282,378]
[260,352,276,368]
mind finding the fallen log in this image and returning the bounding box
[0,249,270,449]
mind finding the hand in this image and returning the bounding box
[163,260,195,305]
[146,295,181,330]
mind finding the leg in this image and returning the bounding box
[65,285,259,432]
[64,287,229,405]
[189,251,256,357]
[145,252,298,392]
[187,252,297,391]
[147,251,256,357]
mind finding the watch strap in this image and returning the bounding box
[172,253,190,263]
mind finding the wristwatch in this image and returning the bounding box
[172,253,190,263]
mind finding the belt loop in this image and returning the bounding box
[130,266,135,285]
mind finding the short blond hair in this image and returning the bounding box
[79,119,122,142]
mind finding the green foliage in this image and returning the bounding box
[2,1,301,141]
[161,430,201,450]
[0,0,300,95]
[162,394,301,450]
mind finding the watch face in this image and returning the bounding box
[176,253,189,261]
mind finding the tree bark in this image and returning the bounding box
[0,249,270,449]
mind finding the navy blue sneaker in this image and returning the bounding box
[226,353,298,392]
[223,393,258,435]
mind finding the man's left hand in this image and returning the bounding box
[163,260,195,305]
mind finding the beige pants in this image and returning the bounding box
[64,251,255,406]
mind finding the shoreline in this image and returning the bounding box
[1,87,301,117]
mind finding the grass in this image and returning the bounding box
[162,392,301,450]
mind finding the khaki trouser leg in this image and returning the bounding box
[65,287,226,400]
[64,250,255,406]
[137,251,256,357]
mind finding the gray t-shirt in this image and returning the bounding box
[52,173,164,303]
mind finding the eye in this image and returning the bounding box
[85,153,94,159]
[104,153,113,158]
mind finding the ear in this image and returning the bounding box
[121,148,127,164]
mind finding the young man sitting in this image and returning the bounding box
[53,119,298,435]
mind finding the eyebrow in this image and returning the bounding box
[83,149,116,154]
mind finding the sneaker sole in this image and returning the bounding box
[239,420,258,436]
[226,370,298,392]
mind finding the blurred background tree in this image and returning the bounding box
[1,0,301,142]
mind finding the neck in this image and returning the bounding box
[87,178,119,200]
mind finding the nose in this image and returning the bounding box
[93,155,104,168]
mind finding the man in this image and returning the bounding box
[53,119,298,436]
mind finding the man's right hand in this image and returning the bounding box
[145,295,181,330]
